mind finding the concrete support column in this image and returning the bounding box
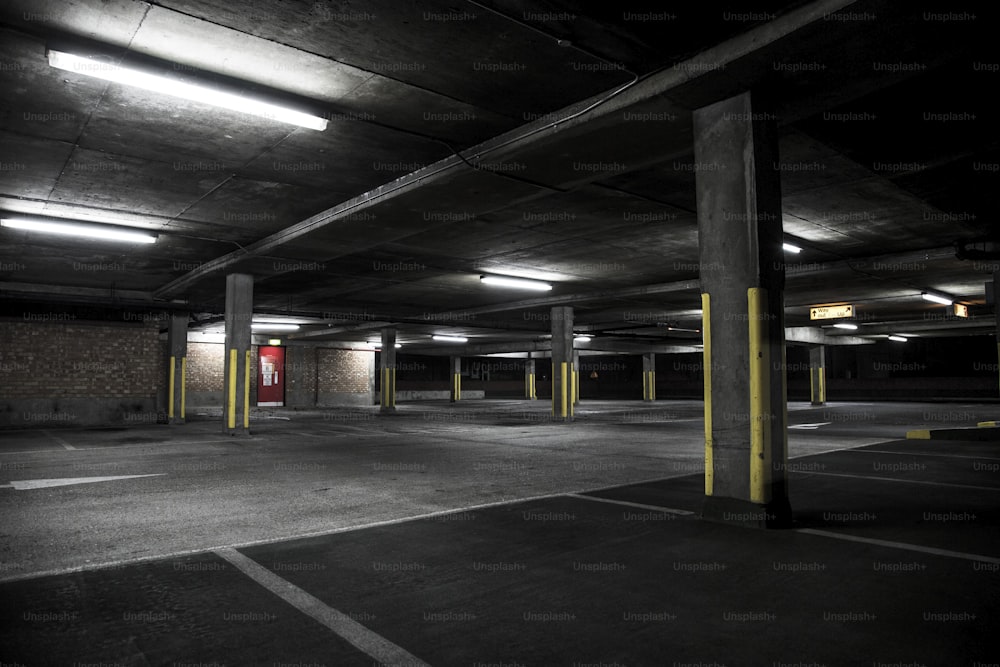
[695,90,790,527]
[167,312,188,424]
[223,274,253,435]
[642,352,656,402]
[450,356,462,402]
[550,306,574,421]
[809,345,827,406]
[524,358,536,399]
[380,327,397,412]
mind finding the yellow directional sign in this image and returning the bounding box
[809,304,854,320]
[954,304,969,318]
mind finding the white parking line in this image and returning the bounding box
[847,449,1000,461]
[42,430,76,451]
[797,529,1000,564]
[801,471,1000,492]
[216,548,430,666]
[564,493,696,516]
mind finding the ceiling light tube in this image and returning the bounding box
[887,335,907,342]
[1,217,157,243]
[251,323,300,331]
[480,275,552,291]
[47,49,328,131]
[782,243,802,254]
[432,335,468,343]
[832,323,858,330]
[574,335,592,342]
[921,292,953,305]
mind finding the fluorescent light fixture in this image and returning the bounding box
[832,323,858,330]
[432,335,468,343]
[887,335,907,342]
[480,275,552,291]
[782,243,802,254]
[921,292,953,305]
[253,317,315,324]
[251,323,300,331]
[574,335,592,342]
[394,343,402,348]
[47,49,328,131]
[1,217,156,243]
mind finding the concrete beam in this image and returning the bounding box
[786,327,874,345]
[154,0,854,300]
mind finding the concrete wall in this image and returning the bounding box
[0,319,164,428]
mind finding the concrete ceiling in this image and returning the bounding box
[1,0,997,352]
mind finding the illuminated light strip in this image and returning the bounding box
[2,217,156,243]
[47,49,328,131]
[701,293,713,496]
[748,288,771,504]
[480,274,552,291]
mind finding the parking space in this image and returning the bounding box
[2,401,998,665]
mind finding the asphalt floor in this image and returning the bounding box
[1,400,998,666]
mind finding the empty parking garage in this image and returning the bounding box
[1,1,998,665]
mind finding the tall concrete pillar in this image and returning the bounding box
[642,352,656,402]
[809,345,827,406]
[167,312,188,424]
[550,306,574,421]
[450,356,462,402]
[524,358,536,399]
[380,327,397,412]
[223,274,253,435]
[695,90,790,527]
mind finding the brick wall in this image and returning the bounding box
[0,320,162,399]
[318,348,371,393]
[186,342,224,393]
[0,318,163,427]
[185,342,259,406]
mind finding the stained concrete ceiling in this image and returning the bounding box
[1,0,997,352]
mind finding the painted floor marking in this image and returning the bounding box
[42,430,76,451]
[215,547,430,667]
[802,471,1000,492]
[0,474,165,490]
[564,493,696,516]
[789,422,832,430]
[0,471,701,583]
[849,449,1000,462]
[798,528,1000,564]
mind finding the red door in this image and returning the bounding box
[257,346,285,406]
